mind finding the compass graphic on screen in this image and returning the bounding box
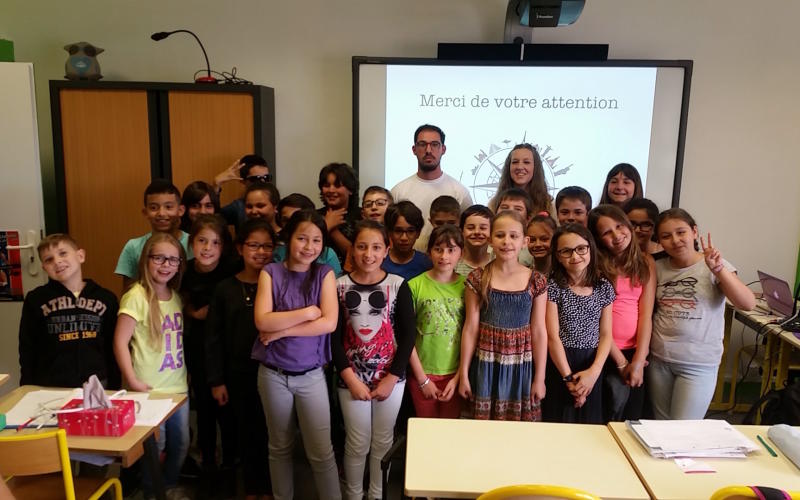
[469,134,573,205]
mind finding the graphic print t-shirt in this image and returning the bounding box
[651,258,735,366]
[334,273,414,389]
[119,283,187,393]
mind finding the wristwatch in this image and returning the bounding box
[562,373,574,382]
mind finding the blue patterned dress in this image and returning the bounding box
[466,267,547,421]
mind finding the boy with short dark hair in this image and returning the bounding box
[115,179,192,289]
[361,186,393,223]
[429,195,460,229]
[382,201,432,281]
[19,234,120,388]
[456,204,493,278]
[555,186,592,227]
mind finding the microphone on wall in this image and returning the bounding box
[150,29,218,83]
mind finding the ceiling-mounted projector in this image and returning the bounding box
[505,0,585,43]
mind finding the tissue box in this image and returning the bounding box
[57,399,135,437]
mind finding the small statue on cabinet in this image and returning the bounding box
[64,42,103,80]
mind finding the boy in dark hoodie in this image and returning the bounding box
[18,234,120,388]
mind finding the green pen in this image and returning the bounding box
[757,435,777,457]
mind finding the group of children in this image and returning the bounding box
[18,147,756,500]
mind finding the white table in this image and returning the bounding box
[405,418,649,499]
[608,422,800,500]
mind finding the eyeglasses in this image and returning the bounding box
[392,227,418,237]
[556,244,590,258]
[363,199,389,209]
[246,174,272,184]
[149,254,182,267]
[244,241,274,251]
[415,140,442,150]
[630,221,654,231]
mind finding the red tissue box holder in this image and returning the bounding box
[57,399,136,437]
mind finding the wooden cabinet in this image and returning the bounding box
[50,81,275,293]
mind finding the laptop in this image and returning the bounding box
[757,270,800,333]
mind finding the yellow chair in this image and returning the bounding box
[0,429,122,500]
[477,484,601,500]
[710,485,800,500]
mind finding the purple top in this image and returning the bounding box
[251,262,334,371]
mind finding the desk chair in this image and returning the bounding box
[710,485,800,500]
[0,429,122,500]
[477,484,600,500]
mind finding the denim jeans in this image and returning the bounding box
[257,365,341,500]
[647,356,718,420]
[141,398,190,494]
[338,380,405,500]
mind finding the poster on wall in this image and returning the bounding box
[0,230,24,301]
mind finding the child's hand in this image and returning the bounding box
[259,330,283,345]
[572,368,600,398]
[458,377,472,400]
[439,375,459,402]
[531,379,546,404]
[305,306,322,322]
[370,374,398,401]
[420,377,441,400]
[211,385,229,406]
[347,378,372,401]
[699,233,724,274]
[189,305,209,320]
[324,208,347,232]
[216,159,243,185]
[128,378,152,392]
[624,362,645,388]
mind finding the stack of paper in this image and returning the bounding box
[627,419,759,458]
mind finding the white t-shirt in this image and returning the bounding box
[391,172,473,251]
[651,257,735,366]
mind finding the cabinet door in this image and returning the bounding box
[59,89,152,294]
[167,91,255,208]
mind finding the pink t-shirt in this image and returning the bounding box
[612,276,642,349]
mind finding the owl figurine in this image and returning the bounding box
[64,42,103,80]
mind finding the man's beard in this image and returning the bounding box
[419,160,439,172]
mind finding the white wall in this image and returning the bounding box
[1,0,796,281]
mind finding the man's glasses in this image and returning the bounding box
[556,245,590,258]
[149,254,182,267]
[246,174,272,184]
[363,199,389,209]
[415,141,442,150]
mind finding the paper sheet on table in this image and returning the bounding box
[627,419,758,458]
[5,389,81,427]
[134,398,177,426]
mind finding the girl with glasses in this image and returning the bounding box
[206,218,276,499]
[624,197,666,258]
[543,223,615,423]
[114,232,189,498]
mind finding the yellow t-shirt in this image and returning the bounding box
[119,283,187,393]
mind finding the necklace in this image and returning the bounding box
[240,281,258,307]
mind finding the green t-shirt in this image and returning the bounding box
[407,272,465,375]
[119,283,188,393]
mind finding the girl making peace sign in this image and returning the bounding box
[648,208,755,420]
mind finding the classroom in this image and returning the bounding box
[1,0,800,498]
